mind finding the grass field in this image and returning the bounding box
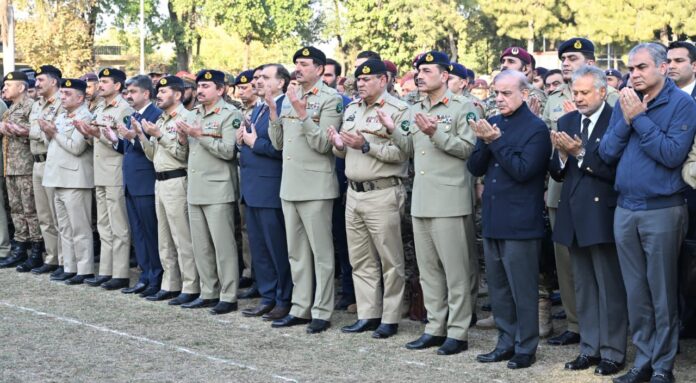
[1,269,694,383]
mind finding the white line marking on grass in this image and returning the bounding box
[0,301,298,383]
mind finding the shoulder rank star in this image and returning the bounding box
[441,97,449,105]
[110,99,118,107]
[378,99,385,107]
[213,107,221,114]
[310,88,319,95]
[170,111,178,118]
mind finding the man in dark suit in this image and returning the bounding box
[236,64,293,321]
[468,70,551,369]
[100,75,163,295]
[549,66,627,376]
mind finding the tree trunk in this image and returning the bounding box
[659,25,670,44]
[86,0,99,68]
[244,34,252,70]
[168,0,190,71]
[448,31,458,62]
[527,19,535,52]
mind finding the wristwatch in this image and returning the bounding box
[361,141,371,154]
[576,148,586,162]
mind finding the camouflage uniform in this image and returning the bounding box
[2,96,40,243]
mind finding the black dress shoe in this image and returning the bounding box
[565,354,601,370]
[66,274,94,285]
[437,338,468,355]
[139,285,160,298]
[242,302,275,317]
[51,271,76,281]
[341,319,380,333]
[101,278,129,290]
[237,285,260,299]
[50,266,64,278]
[31,264,58,274]
[650,370,675,383]
[548,330,581,346]
[476,348,515,363]
[263,306,291,321]
[595,359,624,376]
[405,334,447,350]
[372,323,398,339]
[612,367,653,383]
[239,276,253,288]
[181,298,219,309]
[122,282,148,294]
[271,315,311,328]
[85,275,111,287]
[210,301,238,315]
[146,290,180,301]
[507,353,536,369]
[306,319,330,334]
[335,296,356,310]
[169,293,200,306]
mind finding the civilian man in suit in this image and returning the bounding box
[101,75,163,294]
[600,43,696,383]
[549,66,627,376]
[468,70,551,369]
[236,63,293,320]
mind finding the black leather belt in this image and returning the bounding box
[155,169,187,181]
[33,154,47,163]
[348,177,401,192]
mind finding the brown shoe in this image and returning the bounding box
[262,305,291,321]
[242,302,275,317]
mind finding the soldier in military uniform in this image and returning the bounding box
[41,79,95,283]
[137,75,200,306]
[0,97,9,262]
[542,37,620,346]
[80,73,101,113]
[268,46,343,334]
[0,71,40,270]
[328,60,409,339]
[447,63,485,119]
[390,51,478,355]
[25,65,63,274]
[73,68,134,286]
[174,69,242,315]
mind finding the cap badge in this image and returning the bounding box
[204,72,212,80]
[511,47,519,55]
[425,53,434,62]
[302,48,310,56]
[574,40,582,49]
[103,68,110,76]
[362,66,370,74]
[65,80,72,87]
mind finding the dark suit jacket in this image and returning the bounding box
[116,103,162,196]
[467,102,551,240]
[240,96,284,209]
[549,103,617,247]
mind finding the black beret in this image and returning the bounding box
[195,69,226,84]
[60,78,87,92]
[156,75,185,91]
[466,68,475,80]
[354,59,387,78]
[558,38,595,59]
[235,70,254,85]
[536,67,549,77]
[415,51,450,68]
[3,71,29,82]
[99,68,126,82]
[36,65,62,79]
[605,69,622,79]
[293,46,326,66]
[448,63,468,79]
[27,79,36,88]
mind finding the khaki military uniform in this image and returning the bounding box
[28,93,62,266]
[92,95,134,279]
[142,103,199,294]
[461,89,485,119]
[238,100,260,280]
[0,99,10,258]
[43,104,94,275]
[2,96,41,244]
[390,89,477,341]
[179,98,241,303]
[334,91,409,324]
[269,79,342,320]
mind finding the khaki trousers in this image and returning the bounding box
[156,177,199,294]
[55,188,93,275]
[413,216,472,341]
[96,185,131,278]
[345,185,406,324]
[33,161,60,265]
[282,199,335,321]
[189,202,238,302]
[239,201,252,279]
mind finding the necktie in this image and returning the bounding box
[581,117,591,145]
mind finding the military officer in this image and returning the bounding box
[0,97,9,262]
[175,69,242,315]
[74,68,134,286]
[447,63,485,120]
[0,71,40,270]
[605,69,623,90]
[390,51,478,355]
[235,70,259,119]
[138,75,200,305]
[268,46,342,334]
[80,72,101,113]
[25,65,63,274]
[41,79,95,283]
[328,60,409,339]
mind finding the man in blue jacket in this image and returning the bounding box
[468,70,550,369]
[599,43,696,383]
[100,75,163,295]
[549,66,627,376]
[236,64,293,321]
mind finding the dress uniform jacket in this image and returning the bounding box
[93,95,135,187]
[2,97,34,177]
[28,94,61,155]
[42,105,94,188]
